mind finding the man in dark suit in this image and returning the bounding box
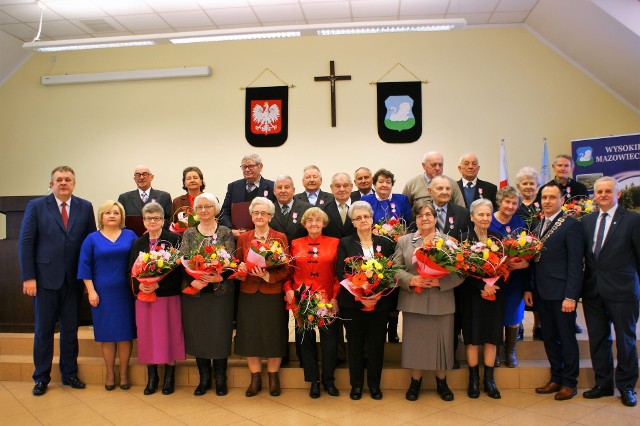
[536,154,589,202]
[524,182,585,401]
[219,154,276,237]
[456,153,498,210]
[271,175,311,245]
[581,177,640,407]
[19,166,97,396]
[117,165,172,234]
[350,167,375,201]
[322,173,358,239]
[294,165,334,207]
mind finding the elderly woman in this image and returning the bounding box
[459,199,503,399]
[489,187,530,368]
[234,197,291,397]
[394,200,463,401]
[129,202,185,396]
[361,168,411,343]
[284,207,341,399]
[336,200,395,400]
[172,166,205,216]
[78,200,137,390]
[180,193,235,397]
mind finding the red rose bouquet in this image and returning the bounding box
[286,283,337,333]
[372,217,409,243]
[131,241,181,303]
[181,240,238,295]
[459,237,509,301]
[340,250,401,311]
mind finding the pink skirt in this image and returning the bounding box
[135,295,186,364]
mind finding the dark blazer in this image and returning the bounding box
[19,194,96,289]
[351,189,374,202]
[321,201,357,239]
[439,203,472,241]
[270,200,312,245]
[457,178,498,210]
[536,178,589,203]
[294,189,335,207]
[582,208,640,302]
[219,177,275,229]
[118,188,172,229]
[171,194,192,219]
[336,234,396,311]
[530,213,585,301]
[129,230,183,297]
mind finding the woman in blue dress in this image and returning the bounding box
[488,186,531,368]
[78,200,137,390]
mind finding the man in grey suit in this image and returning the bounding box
[294,165,334,207]
[117,165,172,233]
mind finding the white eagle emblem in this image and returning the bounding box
[252,102,281,134]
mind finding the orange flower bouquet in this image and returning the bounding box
[169,206,200,236]
[286,283,337,333]
[131,242,181,303]
[229,239,291,279]
[181,241,238,295]
[372,217,409,244]
[502,230,543,261]
[412,235,464,293]
[562,196,596,221]
[459,237,509,301]
[340,251,401,311]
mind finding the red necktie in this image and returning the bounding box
[61,202,69,230]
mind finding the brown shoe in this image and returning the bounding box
[268,372,281,396]
[555,386,577,400]
[535,382,561,394]
[245,372,262,397]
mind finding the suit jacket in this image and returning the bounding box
[236,229,291,294]
[294,189,334,207]
[118,188,172,229]
[284,235,341,300]
[19,194,97,289]
[582,208,640,302]
[336,234,396,311]
[351,189,374,202]
[530,213,585,301]
[393,232,463,315]
[270,199,312,245]
[171,194,192,219]
[439,203,472,241]
[457,178,498,210]
[219,177,275,229]
[129,230,183,297]
[321,201,357,239]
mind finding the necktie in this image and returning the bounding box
[141,192,148,203]
[308,193,318,205]
[339,203,347,224]
[61,202,68,230]
[282,204,290,216]
[463,182,474,208]
[594,212,608,258]
[540,218,549,236]
[436,208,445,231]
[246,182,256,192]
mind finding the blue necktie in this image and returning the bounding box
[463,182,474,208]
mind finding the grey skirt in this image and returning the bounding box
[401,312,455,371]
[234,292,288,358]
[181,292,234,359]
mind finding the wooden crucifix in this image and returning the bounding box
[314,61,351,127]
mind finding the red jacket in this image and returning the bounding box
[284,235,340,300]
[236,229,291,294]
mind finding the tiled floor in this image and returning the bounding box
[1,380,637,426]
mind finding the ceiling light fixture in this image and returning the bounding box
[40,66,211,86]
[170,31,301,44]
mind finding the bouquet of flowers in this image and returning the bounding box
[181,239,238,295]
[523,202,543,229]
[502,230,543,261]
[562,196,596,220]
[131,241,182,303]
[286,283,337,333]
[459,237,509,301]
[412,235,464,293]
[372,217,409,244]
[229,239,291,279]
[169,206,200,235]
[340,251,401,311]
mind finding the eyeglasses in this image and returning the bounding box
[251,211,272,217]
[240,164,257,170]
[134,172,150,178]
[194,205,215,212]
[144,216,163,222]
[352,215,372,222]
[416,213,434,220]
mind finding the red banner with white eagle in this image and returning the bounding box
[245,86,288,147]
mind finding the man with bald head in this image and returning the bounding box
[118,165,172,233]
[402,151,465,209]
[456,153,498,210]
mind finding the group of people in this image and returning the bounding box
[18,152,639,409]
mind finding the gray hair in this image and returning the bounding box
[553,154,574,167]
[331,172,351,184]
[515,166,541,187]
[274,174,294,185]
[422,150,443,163]
[496,186,522,207]
[142,201,164,217]
[241,154,262,165]
[194,193,221,215]
[249,197,275,215]
[303,165,322,177]
[470,198,493,215]
[349,200,373,219]
[594,176,620,192]
[458,152,479,165]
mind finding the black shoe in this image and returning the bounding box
[310,381,321,399]
[533,327,543,340]
[467,366,480,399]
[406,377,422,401]
[105,384,116,391]
[323,381,340,397]
[144,365,159,395]
[575,323,583,334]
[162,365,176,395]
[350,387,362,400]
[32,382,47,396]
[483,366,501,399]
[369,385,383,400]
[583,386,614,399]
[62,376,86,389]
[120,383,131,390]
[621,390,637,407]
[436,377,454,401]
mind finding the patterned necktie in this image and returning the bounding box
[61,202,68,230]
[339,203,347,224]
[594,212,608,258]
[141,192,148,203]
[436,208,445,231]
[246,182,256,192]
[282,204,290,216]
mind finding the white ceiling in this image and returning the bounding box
[0,0,638,113]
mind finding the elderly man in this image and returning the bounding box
[322,172,358,239]
[525,182,585,401]
[117,165,172,234]
[219,154,276,237]
[581,177,640,407]
[402,151,465,208]
[351,167,375,201]
[537,155,589,201]
[456,153,498,210]
[294,165,334,206]
[271,175,311,246]
[19,166,97,396]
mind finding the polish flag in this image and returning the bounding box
[499,141,509,188]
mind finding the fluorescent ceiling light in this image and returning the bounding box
[318,25,459,36]
[40,66,211,86]
[34,41,155,52]
[170,31,301,44]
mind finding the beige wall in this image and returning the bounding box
[1,26,639,236]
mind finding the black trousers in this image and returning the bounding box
[297,319,340,383]
[341,308,389,388]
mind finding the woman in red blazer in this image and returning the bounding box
[285,207,341,399]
